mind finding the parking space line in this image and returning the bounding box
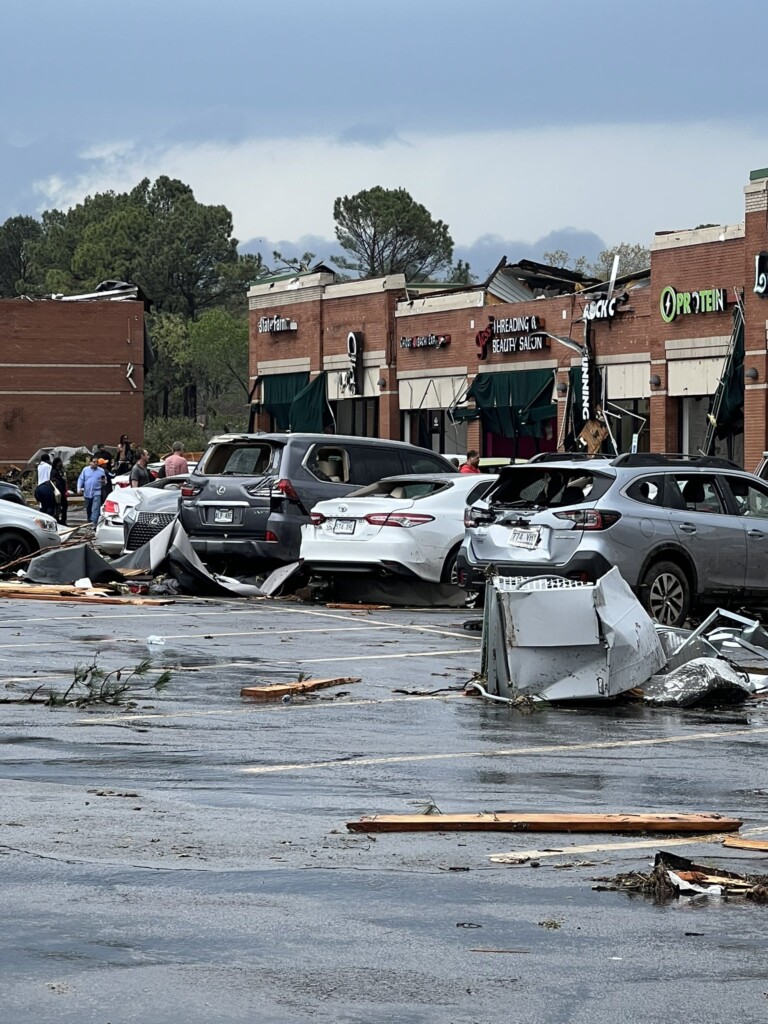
[275,648,478,664]
[240,725,768,774]
[488,827,768,862]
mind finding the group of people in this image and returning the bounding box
[34,433,180,527]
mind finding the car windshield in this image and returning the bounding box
[197,443,277,476]
[347,480,451,500]
[487,467,612,508]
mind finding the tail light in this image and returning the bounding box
[103,499,119,515]
[310,512,326,526]
[264,530,278,542]
[464,506,492,528]
[364,512,435,528]
[554,509,621,530]
[275,478,300,501]
[181,484,202,498]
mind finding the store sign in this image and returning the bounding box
[340,331,364,396]
[257,315,298,333]
[399,334,451,349]
[581,349,591,421]
[659,285,727,323]
[475,316,548,361]
[755,252,768,297]
[582,297,617,320]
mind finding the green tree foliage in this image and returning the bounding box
[0,216,44,296]
[542,243,649,280]
[187,308,250,422]
[333,186,454,280]
[143,415,210,459]
[444,259,476,285]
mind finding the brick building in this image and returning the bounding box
[0,285,147,464]
[248,167,768,471]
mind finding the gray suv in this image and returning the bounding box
[179,433,454,568]
[458,453,768,626]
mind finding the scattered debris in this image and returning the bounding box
[641,658,754,707]
[538,919,561,930]
[327,603,391,611]
[594,850,768,902]
[0,657,171,708]
[723,835,768,852]
[241,676,362,701]
[478,568,666,702]
[346,811,741,834]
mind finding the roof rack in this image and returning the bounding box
[611,453,742,470]
[529,452,611,463]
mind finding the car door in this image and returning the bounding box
[663,473,746,592]
[721,474,768,594]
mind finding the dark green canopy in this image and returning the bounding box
[262,372,309,430]
[707,304,744,445]
[289,371,334,433]
[466,369,555,440]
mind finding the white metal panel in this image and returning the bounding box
[605,362,650,399]
[668,357,725,396]
[326,365,379,401]
[398,375,466,409]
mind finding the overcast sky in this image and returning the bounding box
[3,0,767,277]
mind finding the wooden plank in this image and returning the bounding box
[0,593,173,606]
[326,603,390,610]
[241,676,362,701]
[346,812,742,834]
[722,835,768,852]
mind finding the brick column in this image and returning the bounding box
[376,368,400,440]
[743,172,768,472]
[648,362,678,452]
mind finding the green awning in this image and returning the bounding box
[262,371,309,430]
[709,305,744,442]
[289,372,334,433]
[451,406,480,422]
[466,369,555,440]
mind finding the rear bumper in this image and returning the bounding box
[301,558,429,581]
[186,513,303,565]
[456,543,613,590]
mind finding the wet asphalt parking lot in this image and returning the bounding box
[2,594,768,1024]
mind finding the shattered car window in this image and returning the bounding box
[487,468,611,508]
[198,443,276,476]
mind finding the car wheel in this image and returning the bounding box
[441,544,462,585]
[641,560,690,627]
[0,530,35,567]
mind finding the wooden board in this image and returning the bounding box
[722,835,768,852]
[0,592,173,606]
[326,603,390,610]
[346,812,743,834]
[241,676,362,701]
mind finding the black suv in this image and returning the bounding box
[179,433,454,567]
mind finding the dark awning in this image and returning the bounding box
[466,369,555,439]
[289,372,334,433]
[262,372,309,430]
[707,304,745,445]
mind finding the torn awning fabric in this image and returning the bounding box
[288,371,334,432]
[466,369,555,440]
[262,371,309,430]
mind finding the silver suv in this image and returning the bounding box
[458,454,768,626]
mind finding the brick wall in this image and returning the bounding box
[0,299,145,462]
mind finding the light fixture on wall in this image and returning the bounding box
[650,374,662,388]
[746,367,759,380]
[556,381,568,396]
[377,377,387,390]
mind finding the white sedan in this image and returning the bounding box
[300,473,497,584]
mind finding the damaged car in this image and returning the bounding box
[459,453,768,627]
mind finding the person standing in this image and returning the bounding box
[34,453,57,516]
[116,434,133,473]
[50,457,69,526]
[460,450,481,474]
[130,449,151,488]
[163,441,189,477]
[77,456,106,525]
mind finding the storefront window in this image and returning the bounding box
[401,409,467,456]
[609,399,650,454]
[330,398,379,438]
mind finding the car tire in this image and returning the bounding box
[440,544,462,585]
[0,530,35,567]
[640,560,691,627]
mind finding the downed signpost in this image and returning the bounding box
[593,850,768,901]
[345,811,742,834]
[241,676,361,701]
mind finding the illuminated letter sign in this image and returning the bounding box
[659,286,727,323]
[257,315,298,333]
[755,252,768,298]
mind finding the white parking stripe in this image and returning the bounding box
[276,648,478,664]
[240,725,768,774]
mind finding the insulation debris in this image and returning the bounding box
[594,850,768,901]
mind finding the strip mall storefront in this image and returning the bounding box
[247,168,768,470]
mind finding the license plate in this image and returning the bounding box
[333,519,356,535]
[214,508,234,524]
[509,527,540,549]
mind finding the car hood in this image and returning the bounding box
[134,489,181,514]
